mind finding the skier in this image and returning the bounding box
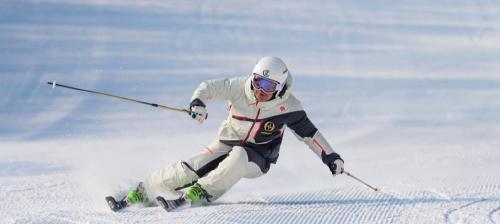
[108,56,344,211]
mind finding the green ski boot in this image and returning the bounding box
[185,183,207,203]
[126,182,148,204]
[106,182,148,212]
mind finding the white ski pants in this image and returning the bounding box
[143,140,264,201]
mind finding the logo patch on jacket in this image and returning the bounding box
[264,121,275,132]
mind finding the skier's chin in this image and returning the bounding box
[254,90,274,102]
[256,96,271,102]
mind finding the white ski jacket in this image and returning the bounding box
[190,75,339,172]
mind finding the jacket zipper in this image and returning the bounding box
[240,101,261,146]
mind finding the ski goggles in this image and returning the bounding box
[252,74,279,93]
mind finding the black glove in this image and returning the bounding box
[322,152,344,176]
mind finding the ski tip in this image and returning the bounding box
[105,196,121,212]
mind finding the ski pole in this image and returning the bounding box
[47,81,190,114]
[343,170,379,192]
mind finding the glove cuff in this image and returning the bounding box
[190,98,206,108]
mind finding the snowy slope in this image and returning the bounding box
[1,0,500,223]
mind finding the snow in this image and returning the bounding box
[1,0,500,223]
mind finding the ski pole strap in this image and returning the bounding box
[47,81,190,114]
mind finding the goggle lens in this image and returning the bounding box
[252,74,278,93]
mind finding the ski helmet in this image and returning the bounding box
[251,56,289,94]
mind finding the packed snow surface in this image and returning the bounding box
[1,0,499,223]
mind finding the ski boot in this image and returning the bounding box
[106,182,148,212]
[185,183,207,204]
[156,183,207,212]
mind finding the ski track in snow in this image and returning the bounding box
[489,207,500,224]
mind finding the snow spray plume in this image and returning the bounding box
[47,81,190,114]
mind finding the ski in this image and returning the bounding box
[105,196,130,212]
[156,196,187,212]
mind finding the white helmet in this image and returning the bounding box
[251,56,289,93]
